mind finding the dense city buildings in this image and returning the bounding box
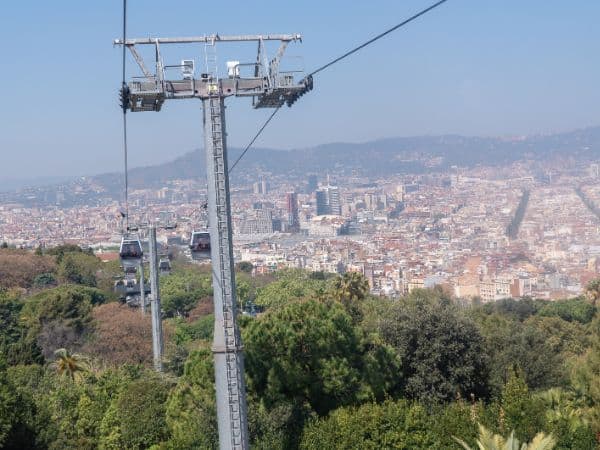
[3,157,600,301]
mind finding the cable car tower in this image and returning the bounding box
[115,33,312,450]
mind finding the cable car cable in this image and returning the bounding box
[308,0,448,77]
[228,105,281,173]
[228,0,449,174]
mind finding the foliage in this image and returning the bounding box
[537,298,596,324]
[0,291,43,365]
[83,302,173,367]
[236,261,254,273]
[584,278,600,307]
[499,369,546,442]
[163,347,218,449]
[525,315,589,358]
[538,388,597,450]
[244,298,400,416]
[99,377,172,450]
[0,252,598,450]
[51,348,89,382]
[160,267,212,317]
[378,291,490,403]
[57,252,101,287]
[173,314,214,345]
[454,424,556,450]
[21,285,105,360]
[300,399,437,450]
[33,272,58,289]
[479,297,539,322]
[329,271,370,322]
[569,320,600,437]
[473,312,563,394]
[253,269,328,309]
[0,248,56,289]
[0,359,17,448]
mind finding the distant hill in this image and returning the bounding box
[90,126,600,191]
[5,126,600,200]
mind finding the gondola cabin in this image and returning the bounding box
[189,231,211,260]
[159,258,171,275]
[119,236,143,268]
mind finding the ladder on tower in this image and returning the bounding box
[208,96,245,448]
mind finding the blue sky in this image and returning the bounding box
[1,0,599,178]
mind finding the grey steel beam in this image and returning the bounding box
[139,260,146,315]
[127,45,154,79]
[203,96,249,450]
[115,33,301,45]
[148,226,164,372]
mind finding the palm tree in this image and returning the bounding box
[330,272,369,322]
[454,424,556,450]
[584,279,600,307]
[51,348,89,382]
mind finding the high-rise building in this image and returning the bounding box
[315,185,341,216]
[316,189,328,215]
[307,174,318,193]
[286,192,300,232]
[238,209,273,234]
[328,186,341,215]
[252,177,269,195]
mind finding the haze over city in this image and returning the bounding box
[1,0,600,178]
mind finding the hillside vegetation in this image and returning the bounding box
[1,247,599,449]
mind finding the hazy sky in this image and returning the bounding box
[1,0,599,178]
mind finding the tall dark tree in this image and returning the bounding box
[379,291,490,403]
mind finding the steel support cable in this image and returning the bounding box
[228,0,449,173]
[228,105,281,173]
[308,0,448,77]
[121,0,130,231]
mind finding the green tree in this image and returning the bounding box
[0,291,43,365]
[33,272,57,289]
[99,377,171,449]
[254,269,328,310]
[525,315,589,358]
[3,364,52,449]
[57,252,100,287]
[244,298,400,416]
[236,261,254,273]
[300,399,437,450]
[569,320,600,437]
[499,369,546,442]
[0,358,17,448]
[379,290,490,403]
[537,298,596,324]
[21,285,104,359]
[160,267,212,317]
[329,272,370,322]
[163,347,218,449]
[473,312,562,394]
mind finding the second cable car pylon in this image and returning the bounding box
[115,33,312,450]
